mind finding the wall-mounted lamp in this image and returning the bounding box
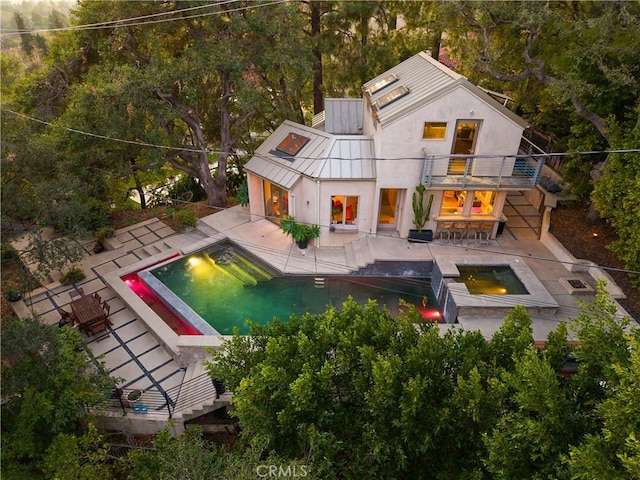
[469,110,475,116]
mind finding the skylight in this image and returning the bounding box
[275,132,310,156]
[372,85,409,110]
[366,74,398,96]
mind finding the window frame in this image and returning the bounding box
[330,195,359,228]
[423,122,447,140]
[275,132,310,157]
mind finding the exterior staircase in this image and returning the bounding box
[344,236,375,271]
[171,360,232,424]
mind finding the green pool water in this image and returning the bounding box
[148,244,438,335]
[457,265,529,295]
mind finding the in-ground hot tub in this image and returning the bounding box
[432,256,558,323]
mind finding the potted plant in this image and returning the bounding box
[408,185,434,243]
[127,389,142,403]
[280,217,320,249]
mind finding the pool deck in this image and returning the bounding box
[12,192,634,432]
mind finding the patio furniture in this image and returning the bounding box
[93,292,101,303]
[69,288,85,300]
[452,223,468,244]
[438,222,455,243]
[476,223,493,245]
[70,295,107,336]
[102,301,111,319]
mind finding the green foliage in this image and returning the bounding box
[591,129,640,285]
[236,180,249,207]
[42,423,114,480]
[123,427,319,480]
[279,216,320,243]
[411,185,433,232]
[59,267,86,285]
[167,175,207,203]
[206,287,638,479]
[171,207,197,231]
[1,318,115,473]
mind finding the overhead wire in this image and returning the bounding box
[0,0,286,36]
[4,109,639,160]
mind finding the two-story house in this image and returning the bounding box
[244,51,541,247]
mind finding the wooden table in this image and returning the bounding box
[70,295,106,334]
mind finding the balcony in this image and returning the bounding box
[421,153,545,190]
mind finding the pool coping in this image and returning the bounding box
[435,255,559,317]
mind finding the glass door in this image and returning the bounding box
[263,180,288,225]
[448,121,479,175]
[377,188,401,230]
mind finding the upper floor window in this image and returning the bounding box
[423,122,447,140]
[276,133,309,156]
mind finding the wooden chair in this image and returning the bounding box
[476,223,494,245]
[94,292,102,303]
[452,223,468,245]
[438,222,455,243]
[69,288,85,300]
[102,302,111,322]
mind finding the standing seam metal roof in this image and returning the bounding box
[244,120,375,186]
[363,51,528,129]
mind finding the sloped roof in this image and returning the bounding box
[244,120,375,188]
[363,51,528,129]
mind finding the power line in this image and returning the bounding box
[4,108,639,161]
[0,0,285,36]
[158,194,640,278]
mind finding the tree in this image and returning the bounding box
[1,318,115,476]
[122,427,319,480]
[206,298,513,479]
[54,0,314,207]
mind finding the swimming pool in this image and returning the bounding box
[129,242,440,335]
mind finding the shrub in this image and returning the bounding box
[60,267,86,285]
[172,208,198,230]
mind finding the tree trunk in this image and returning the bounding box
[311,3,324,115]
[213,68,232,208]
[130,158,147,209]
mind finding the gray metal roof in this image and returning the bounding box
[363,51,528,129]
[244,120,375,187]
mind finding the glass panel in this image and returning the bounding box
[449,121,479,174]
[374,86,409,110]
[378,188,398,227]
[367,74,398,95]
[423,122,447,140]
[276,132,309,156]
[440,190,465,215]
[471,191,495,215]
[331,195,358,226]
[264,181,288,224]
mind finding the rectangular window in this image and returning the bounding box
[276,132,309,156]
[366,74,398,96]
[471,191,495,215]
[263,181,288,224]
[373,85,409,110]
[440,190,496,216]
[423,122,447,140]
[440,190,465,215]
[331,195,358,227]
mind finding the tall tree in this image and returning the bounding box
[1,318,115,477]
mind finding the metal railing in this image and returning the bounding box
[101,373,226,419]
[421,152,544,189]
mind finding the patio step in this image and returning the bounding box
[345,236,374,270]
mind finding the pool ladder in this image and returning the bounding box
[314,277,325,288]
